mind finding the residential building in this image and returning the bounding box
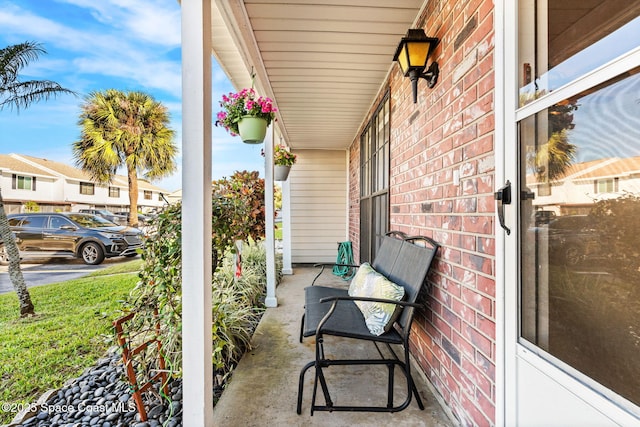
[0,153,168,214]
[178,1,640,426]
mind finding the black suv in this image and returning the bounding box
[0,213,144,265]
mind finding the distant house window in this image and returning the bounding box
[12,174,36,191]
[144,190,152,200]
[109,187,120,198]
[595,178,618,193]
[80,182,95,195]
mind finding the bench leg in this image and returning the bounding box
[312,362,333,415]
[387,363,395,408]
[299,313,305,343]
[410,375,424,410]
[297,360,314,414]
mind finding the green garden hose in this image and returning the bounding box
[333,241,355,280]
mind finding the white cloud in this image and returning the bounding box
[0,1,182,97]
[56,0,181,46]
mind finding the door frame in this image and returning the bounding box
[500,1,640,425]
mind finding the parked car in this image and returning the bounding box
[78,208,122,224]
[544,215,600,266]
[113,211,151,225]
[0,213,144,265]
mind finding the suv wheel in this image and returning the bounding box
[81,242,105,265]
[564,244,583,266]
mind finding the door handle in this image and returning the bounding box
[494,180,512,235]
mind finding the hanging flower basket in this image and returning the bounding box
[274,164,291,181]
[215,88,277,144]
[238,116,268,144]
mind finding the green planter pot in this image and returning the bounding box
[274,165,291,181]
[238,116,268,144]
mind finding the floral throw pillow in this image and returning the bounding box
[348,262,376,296]
[349,265,405,336]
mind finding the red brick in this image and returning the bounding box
[475,386,496,425]
[476,274,496,298]
[476,173,494,194]
[453,298,476,326]
[477,195,494,213]
[477,236,495,255]
[478,71,495,98]
[462,251,492,275]
[442,365,461,397]
[461,215,492,234]
[462,286,492,317]
[442,305,462,332]
[452,330,475,361]
[462,177,479,196]
[458,390,492,427]
[454,123,478,148]
[476,348,495,379]
[462,322,492,359]
[442,277,462,298]
[461,354,492,396]
[459,234,476,251]
[455,197,477,213]
[476,312,496,340]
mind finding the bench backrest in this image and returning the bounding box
[386,236,439,335]
[370,233,405,278]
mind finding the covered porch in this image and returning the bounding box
[210,266,456,426]
[180,0,447,424]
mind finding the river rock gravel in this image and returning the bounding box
[12,352,183,427]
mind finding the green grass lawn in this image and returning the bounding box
[0,260,140,424]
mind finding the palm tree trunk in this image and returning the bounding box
[128,165,139,228]
[0,189,35,316]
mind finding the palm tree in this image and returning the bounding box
[1,42,75,111]
[73,90,177,227]
[0,41,75,317]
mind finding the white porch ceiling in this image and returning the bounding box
[211,0,426,150]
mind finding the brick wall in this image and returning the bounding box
[348,142,360,261]
[348,1,496,425]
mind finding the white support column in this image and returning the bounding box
[264,125,277,307]
[181,1,213,425]
[281,174,293,274]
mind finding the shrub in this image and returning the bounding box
[120,171,276,386]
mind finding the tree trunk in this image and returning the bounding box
[127,165,139,228]
[0,190,35,316]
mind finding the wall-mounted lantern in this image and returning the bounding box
[393,28,440,104]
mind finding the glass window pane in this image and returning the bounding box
[519,67,640,406]
[518,1,640,106]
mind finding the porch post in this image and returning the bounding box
[281,174,293,274]
[264,125,278,307]
[181,0,213,425]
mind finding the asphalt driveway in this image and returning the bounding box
[0,256,132,294]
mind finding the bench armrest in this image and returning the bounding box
[315,296,420,337]
[319,295,421,309]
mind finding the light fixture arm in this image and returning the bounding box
[408,62,439,104]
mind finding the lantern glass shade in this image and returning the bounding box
[393,29,439,76]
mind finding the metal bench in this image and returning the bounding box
[297,233,440,415]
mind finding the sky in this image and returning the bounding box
[0,0,267,192]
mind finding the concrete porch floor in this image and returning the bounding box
[212,266,458,426]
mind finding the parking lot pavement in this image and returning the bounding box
[0,257,123,294]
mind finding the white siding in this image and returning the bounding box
[290,149,347,263]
